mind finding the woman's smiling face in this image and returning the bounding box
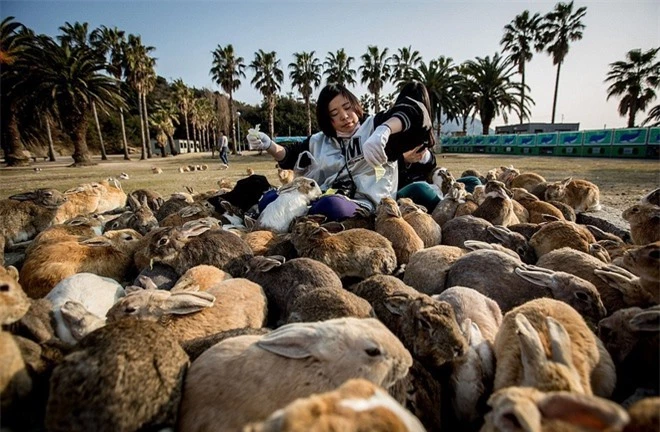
[328,94,360,135]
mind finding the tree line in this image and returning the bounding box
[1,1,658,167]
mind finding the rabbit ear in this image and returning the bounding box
[136,275,158,290]
[80,237,112,247]
[322,221,345,233]
[536,392,629,431]
[180,223,211,239]
[250,256,285,273]
[542,214,561,222]
[514,265,555,288]
[546,317,575,369]
[310,226,330,238]
[383,294,412,317]
[9,191,38,201]
[515,313,546,372]
[179,206,203,218]
[278,181,299,195]
[124,285,145,296]
[244,215,257,230]
[6,266,19,281]
[593,266,636,291]
[629,309,660,332]
[256,323,319,359]
[162,291,215,315]
[561,177,572,187]
[127,194,140,211]
[486,225,513,242]
[490,394,541,432]
[463,240,493,252]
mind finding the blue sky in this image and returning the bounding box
[3,0,659,130]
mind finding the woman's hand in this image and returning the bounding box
[363,125,391,166]
[246,131,273,151]
[403,145,426,164]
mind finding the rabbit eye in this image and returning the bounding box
[365,347,381,357]
[125,306,137,314]
[157,238,169,247]
[0,284,9,292]
[517,247,525,255]
[44,191,53,197]
[574,291,590,302]
[124,235,134,241]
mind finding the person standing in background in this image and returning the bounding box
[219,130,229,168]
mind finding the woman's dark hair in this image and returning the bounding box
[395,81,436,148]
[316,84,364,137]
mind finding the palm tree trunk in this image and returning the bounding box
[305,96,312,136]
[45,116,56,162]
[374,89,380,113]
[137,92,147,160]
[92,101,107,160]
[184,111,191,145]
[193,127,198,152]
[269,97,275,138]
[167,134,175,156]
[551,61,562,124]
[229,93,236,154]
[520,65,526,125]
[70,115,95,166]
[6,102,30,167]
[628,105,636,128]
[119,108,130,160]
[143,93,152,158]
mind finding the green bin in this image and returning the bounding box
[515,134,539,155]
[460,136,474,153]
[555,131,583,156]
[486,135,501,154]
[536,133,558,155]
[583,129,613,157]
[501,135,517,154]
[612,128,648,158]
[646,128,660,159]
[472,135,488,153]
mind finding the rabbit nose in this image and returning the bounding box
[454,346,465,358]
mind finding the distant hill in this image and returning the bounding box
[437,115,494,136]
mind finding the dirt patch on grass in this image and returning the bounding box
[1,151,657,212]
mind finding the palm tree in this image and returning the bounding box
[605,48,660,128]
[172,78,193,148]
[453,67,478,134]
[411,56,461,136]
[642,105,660,127]
[539,1,587,123]
[323,49,357,87]
[462,53,530,134]
[391,46,422,86]
[123,34,156,159]
[500,10,543,124]
[23,35,125,166]
[250,49,284,138]
[150,99,179,156]
[360,93,374,115]
[359,45,391,112]
[289,51,322,135]
[58,21,111,160]
[210,44,245,154]
[1,16,32,166]
[91,25,130,159]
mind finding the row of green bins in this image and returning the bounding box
[648,128,660,158]
[582,129,613,157]
[472,135,488,153]
[555,132,583,156]
[485,135,501,154]
[515,134,539,155]
[612,128,649,158]
[500,135,517,154]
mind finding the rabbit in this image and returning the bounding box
[509,172,546,192]
[276,164,295,186]
[96,178,127,214]
[104,194,159,235]
[544,177,601,213]
[54,182,104,223]
[494,298,616,397]
[141,218,253,276]
[512,187,565,223]
[640,188,660,206]
[290,219,397,279]
[129,189,163,212]
[429,167,456,199]
[0,265,32,413]
[375,197,424,265]
[257,177,322,233]
[0,188,67,263]
[20,229,143,298]
[431,181,467,227]
[472,180,520,226]
[397,197,442,247]
[622,203,660,245]
[45,320,189,432]
[529,219,598,259]
[151,166,163,174]
[178,317,412,432]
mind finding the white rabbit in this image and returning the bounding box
[257,177,322,233]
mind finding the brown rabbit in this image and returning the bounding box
[0,189,67,264]
[276,164,295,186]
[622,203,660,245]
[375,197,424,265]
[397,198,442,247]
[290,219,397,279]
[509,172,546,192]
[545,177,601,213]
[512,187,565,223]
[472,180,520,226]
